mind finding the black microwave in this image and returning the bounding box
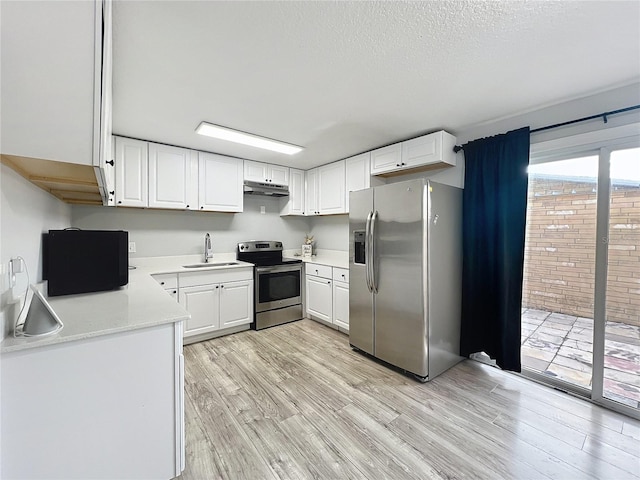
[43,229,129,297]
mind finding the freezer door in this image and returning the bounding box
[373,179,428,377]
[349,188,374,354]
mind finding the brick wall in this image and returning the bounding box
[522,176,639,326]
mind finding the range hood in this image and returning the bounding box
[243,180,289,197]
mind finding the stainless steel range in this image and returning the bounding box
[237,241,303,330]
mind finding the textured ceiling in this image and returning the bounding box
[113,1,640,170]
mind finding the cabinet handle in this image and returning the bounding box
[220,285,224,288]
[200,206,204,210]
[160,281,165,285]
[172,290,177,294]
[396,163,400,167]
[118,200,122,204]
[401,162,406,166]
[109,191,115,195]
[216,285,219,289]
[106,159,114,166]
[186,205,190,208]
[327,281,331,284]
[341,274,345,278]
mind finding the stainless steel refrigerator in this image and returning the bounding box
[349,178,464,381]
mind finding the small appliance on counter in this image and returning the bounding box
[43,229,129,296]
[237,241,303,330]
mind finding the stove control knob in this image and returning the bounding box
[239,244,245,250]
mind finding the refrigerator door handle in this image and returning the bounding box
[371,210,379,294]
[365,211,373,292]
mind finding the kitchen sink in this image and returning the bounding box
[182,262,240,268]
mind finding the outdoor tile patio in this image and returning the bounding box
[521,308,640,409]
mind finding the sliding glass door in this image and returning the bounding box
[522,139,639,418]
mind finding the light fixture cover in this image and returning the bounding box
[196,122,303,155]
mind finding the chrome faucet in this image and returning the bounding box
[204,233,213,263]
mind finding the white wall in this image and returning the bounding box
[71,195,311,258]
[0,164,72,339]
[309,215,349,252]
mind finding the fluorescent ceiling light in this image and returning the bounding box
[195,122,303,155]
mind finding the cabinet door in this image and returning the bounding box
[333,281,349,330]
[318,160,346,215]
[199,153,243,212]
[219,280,253,328]
[115,137,148,207]
[269,165,289,186]
[345,153,371,213]
[281,168,305,216]
[148,143,197,210]
[244,160,268,183]
[1,1,97,166]
[306,275,333,323]
[306,169,319,216]
[179,285,220,335]
[402,132,441,168]
[370,143,402,175]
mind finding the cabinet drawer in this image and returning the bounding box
[332,267,349,283]
[152,273,178,289]
[305,263,332,279]
[179,268,253,288]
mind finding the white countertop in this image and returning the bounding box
[284,249,349,269]
[1,255,254,354]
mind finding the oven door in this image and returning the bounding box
[255,264,302,312]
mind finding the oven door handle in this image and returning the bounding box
[256,265,302,274]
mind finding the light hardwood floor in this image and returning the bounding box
[177,319,640,480]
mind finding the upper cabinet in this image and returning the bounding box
[1,0,113,205]
[305,161,347,216]
[318,161,346,215]
[370,144,402,175]
[115,137,148,208]
[370,131,456,176]
[198,153,243,212]
[244,160,289,186]
[114,136,243,213]
[280,168,305,216]
[148,144,198,210]
[345,153,371,213]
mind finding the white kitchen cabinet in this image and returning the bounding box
[180,284,220,336]
[219,280,253,328]
[345,153,371,213]
[1,0,107,167]
[332,267,349,331]
[148,143,198,210]
[305,161,346,216]
[1,322,184,480]
[318,160,346,214]
[280,168,306,216]
[179,268,253,343]
[306,273,333,323]
[402,131,456,169]
[198,152,243,212]
[244,160,289,186]
[371,131,457,176]
[305,168,319,215]
[115,136,148,207]
[370,143,403,175]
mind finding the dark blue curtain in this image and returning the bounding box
[460,127,530,372]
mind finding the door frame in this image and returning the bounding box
[522,124,640,419]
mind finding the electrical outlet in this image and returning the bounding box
[128,242,136,253]
[260,206,266,215]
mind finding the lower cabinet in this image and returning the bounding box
[1,322,185,479]
[305,264,349,331]
[179,279,252,341]
[333,280,349,330]
[154,269,253,344]
[306,273,333,323]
